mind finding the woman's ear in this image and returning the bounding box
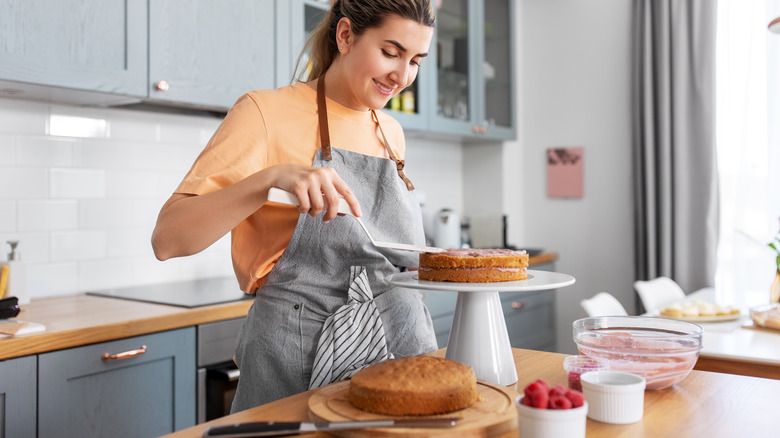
[335,17,353,53]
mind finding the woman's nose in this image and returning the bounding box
[390,63,413,87]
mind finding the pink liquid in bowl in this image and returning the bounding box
[573,319,703,390]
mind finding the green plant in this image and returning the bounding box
[771,217,780,271]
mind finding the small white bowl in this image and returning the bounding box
[580,370,646,424]
[515,396,588,438]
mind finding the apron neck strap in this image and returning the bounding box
[316,77,332,161]
[316,77,415,191]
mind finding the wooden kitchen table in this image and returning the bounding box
[163,348,777,438]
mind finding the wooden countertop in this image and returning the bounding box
[163,348,779,438]
[0,293,253,360]
[529,252,557,266]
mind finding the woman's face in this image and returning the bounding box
[334,15,434,111]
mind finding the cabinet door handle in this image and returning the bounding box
[102,345,147,361]
[511,301,527,310]
[155,80,170,92]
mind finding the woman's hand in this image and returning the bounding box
[270,164,362,222]
[152,163,361,260]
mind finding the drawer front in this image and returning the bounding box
[39,327,195,438]
[502,291,556,351]
[198,317,244,367]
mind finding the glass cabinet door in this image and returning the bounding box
[481,0,515,138]
[431,0,475,135]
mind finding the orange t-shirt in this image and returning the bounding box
[174,82,407,293]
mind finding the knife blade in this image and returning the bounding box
[201,418,460,437]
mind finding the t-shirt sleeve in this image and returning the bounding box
[175,93,269,196]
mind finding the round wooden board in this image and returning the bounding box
[307,380,519,437]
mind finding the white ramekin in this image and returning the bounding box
[515,396,588,438]
[580,370,646,424]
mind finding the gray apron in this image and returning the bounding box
[230,80,438,412]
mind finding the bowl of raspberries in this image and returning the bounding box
[515,379,588,438]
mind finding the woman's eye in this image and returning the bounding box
[382,49,396,58]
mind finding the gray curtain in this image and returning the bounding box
[632,0,719,298]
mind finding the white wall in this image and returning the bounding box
[519,0,635,353]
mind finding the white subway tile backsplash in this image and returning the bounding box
[159,114,219,145]
[79,199,140,229]
[18,200,78,231]
[0,133,14,165]
[107,229,153,257]
[0,201,15,231]
[0,98,47,134]
[51,230,107,261]
[78,258,135,291]
[105,170,180,198]
[0,232,50,263]
[50,168,106,198]
[16,136,77,167]
[106,109,161,142]
[0,168,48,199]
[26,262,79,298]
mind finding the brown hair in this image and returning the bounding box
[293,0,436,82]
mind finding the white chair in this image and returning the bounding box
[633,276,686,313]
[580,292,629,317]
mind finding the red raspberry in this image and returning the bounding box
[520,396,532,407]
[564,389,585,408]
[549,384,567,398]
[523,381,550,409]
[548,395,573,409]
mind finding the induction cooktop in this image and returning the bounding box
[87,277,253,308]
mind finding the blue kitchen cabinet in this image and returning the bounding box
[148,0,276,111]
[429,0,516,140]
[0,0,148,100]
[0,355,36,438]
[38,327,196,438]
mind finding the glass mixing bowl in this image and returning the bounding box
[572,316,703,390]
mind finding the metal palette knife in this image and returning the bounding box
[267,188,444,253]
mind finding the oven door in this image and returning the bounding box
[197,318,244,423]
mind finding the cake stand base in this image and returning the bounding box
[445,290,518,386]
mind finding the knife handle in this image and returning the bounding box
[202,421,302,437]
[267,188,354,216]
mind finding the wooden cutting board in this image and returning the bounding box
[308,380,519,437]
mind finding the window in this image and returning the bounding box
[715,0,780,306]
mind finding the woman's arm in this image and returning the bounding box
[151,163,362,260]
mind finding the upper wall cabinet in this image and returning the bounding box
[148,0,276,110]
[429,0,516,140]
[0,0,147,99]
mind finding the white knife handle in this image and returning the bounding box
[267,187,355,216]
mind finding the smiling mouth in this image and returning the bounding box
[374,79,396,95]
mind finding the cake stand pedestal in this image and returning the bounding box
[388,270,575,386]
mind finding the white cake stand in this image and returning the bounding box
[388,270,575,386]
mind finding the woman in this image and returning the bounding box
[151,0,439,411]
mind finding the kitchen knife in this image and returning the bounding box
[202,418,460,437]
[267,188,444,253]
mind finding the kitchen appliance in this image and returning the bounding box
[198,318,244,423]
[433,209,461,249]
[87,277,250,308]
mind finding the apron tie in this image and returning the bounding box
[308,266,394,389]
